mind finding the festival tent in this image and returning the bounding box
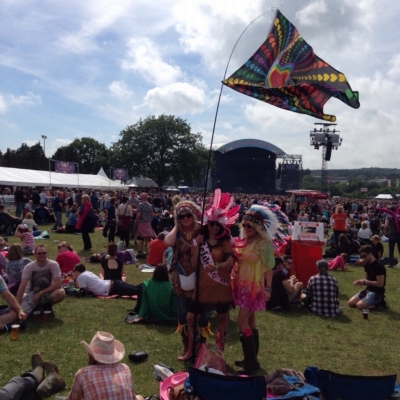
[0,166,128,189]
[128,176,157,187]
[375,194,393,199]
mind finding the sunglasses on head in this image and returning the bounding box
[242,223,254,229]
[36,251,47,255]
[178,213,193,220]
[208,221,221,227]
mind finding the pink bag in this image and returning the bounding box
[194,343,226,374]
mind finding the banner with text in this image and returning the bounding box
[55,161,75,174]
[113,168,127,181]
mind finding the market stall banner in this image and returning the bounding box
[113,168,127,181]
[55,161,75,174]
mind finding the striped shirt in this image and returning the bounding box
[305,270,339,317]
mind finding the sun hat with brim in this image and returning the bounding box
[81,331,125,364]
[159,371,188,400]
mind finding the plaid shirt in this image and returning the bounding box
[305,270,339,317]
[67,363,134,400]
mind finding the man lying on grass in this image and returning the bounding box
[72,263,139,297]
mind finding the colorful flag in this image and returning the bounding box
[55,161,75,174]
[113,168,127,181]
[223,10,360,122]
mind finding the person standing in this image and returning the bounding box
[231,205,275,374]
[51,191,65,231]
[136,193,154,253]
[165,200,204,358]
[16,244,65,317]
[331,205,348,246]
[117,196,133,249]
[383,206,400,268]
[76,194,95,251]
[14,186,25,218]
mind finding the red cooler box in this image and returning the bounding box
[291,240,325,285]
[290,221,326,285]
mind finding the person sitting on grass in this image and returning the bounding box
[0,353,65,400]
[267,257,303,311]
[72,263,139,297]
[67,331,144,400]
[371,235,384,260]
[55,241,81,278]
[147,232,168,266]
[6,243,32,295]
[348,245,386,310]
[301,260,340,317]
[16,244,65,317]
[131,264,177,324]
[327,253,348,271]
[14,224,35,255]
[0,274,27,332]
[22,212,42,237]
[99,243,126,282]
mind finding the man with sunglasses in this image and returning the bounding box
[348,245,386,309]
[16,244,65,317]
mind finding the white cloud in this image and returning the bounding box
[388,54,400,79]
[122,37,181,87]
[10,92,42,106]
[295,0,328,26]
[144,82,207,114]
[108,81,133,100]
[0,95,8,114]
[47,138,73,158]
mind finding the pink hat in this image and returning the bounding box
[159,372,188,400]
[81,331,125,364]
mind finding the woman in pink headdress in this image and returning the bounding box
[178,190,240,360]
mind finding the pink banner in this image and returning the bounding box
[55,160,75,174]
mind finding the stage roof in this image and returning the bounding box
[213,138,286,156]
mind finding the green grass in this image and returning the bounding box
[1,226,400,398]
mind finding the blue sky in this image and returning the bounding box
[1,0,400,170]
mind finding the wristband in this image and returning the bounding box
[17,309,23,315]
[265,287,272,293]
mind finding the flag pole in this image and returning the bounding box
[191,10,273,363]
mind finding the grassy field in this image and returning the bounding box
[1,225,400,398]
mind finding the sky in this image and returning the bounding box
[1,0,400,171]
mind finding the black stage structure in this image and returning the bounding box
[212,139,286,194]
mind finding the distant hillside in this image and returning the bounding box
[309,168,400,180]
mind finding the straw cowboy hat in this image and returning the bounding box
[81,331,125,364]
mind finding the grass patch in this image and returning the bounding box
[1,227,400,398]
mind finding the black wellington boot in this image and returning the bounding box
[235,328,259,367]
[237,333,260,374]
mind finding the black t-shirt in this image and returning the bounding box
[266,269,290,311]
[14,189,24,203]
[365,259,386,294]
[153,198,163,208]
[372,242,383,259]
[101,257,123,281]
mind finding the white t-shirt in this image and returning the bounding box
[39,193,47,204]
[21,259,61,293]
[76,271,110,296]
[22,219,37,232]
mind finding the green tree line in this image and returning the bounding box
[0,115,209,187]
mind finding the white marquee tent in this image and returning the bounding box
[0,166,128,189]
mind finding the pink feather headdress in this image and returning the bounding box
[203,189,240,232]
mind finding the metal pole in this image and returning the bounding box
[49,159,52,188]
[76,163,80,189]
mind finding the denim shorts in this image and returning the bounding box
[355,290,383,306]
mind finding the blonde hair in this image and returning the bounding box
[81,194,90,202]
[25,212,33,219]
[240,220,270,243]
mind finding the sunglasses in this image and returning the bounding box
[178,213,193,220]
[208,221,221,227]
[242,223,254,229]
[36,252,47,255]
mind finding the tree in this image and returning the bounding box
[51,137,110,174]
[111,115,208,187]
[2,142,47,170]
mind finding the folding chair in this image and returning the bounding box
[318,369,397,400]
[187,367,266,400]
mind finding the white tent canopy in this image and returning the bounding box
[128,176,157,187]
[0,166,128,189]
[375,194,393,199]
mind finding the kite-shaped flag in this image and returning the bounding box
[223,10,360,122]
